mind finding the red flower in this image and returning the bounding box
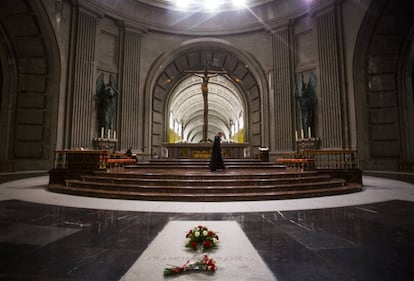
[204,240,212,248]
[164,255,217,276]
[185,225,219,251]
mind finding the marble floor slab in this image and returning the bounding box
[120,221,277,281]
[0,224,80,246]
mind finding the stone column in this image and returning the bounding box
[67,7,97,148]
[271,23,295,151]
[315,5,348,148]
[118,27,143,150]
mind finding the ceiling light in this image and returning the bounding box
[175,0,190,10]
[205,0,222,12]
[233,0,247,8]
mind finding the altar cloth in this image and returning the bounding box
[120,220,277,281]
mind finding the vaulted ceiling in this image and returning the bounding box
[91,0,305,35]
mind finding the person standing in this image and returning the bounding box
[209,132,225,171]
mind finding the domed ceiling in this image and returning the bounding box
[92,0,310,35]
[134,0,274,12]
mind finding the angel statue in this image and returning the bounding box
[295,71,317,138]
[96,73,118,138]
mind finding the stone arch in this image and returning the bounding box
[397,26,414,160]
[354,0,414,170]
[0,0,60,170]
[145,39,268,154]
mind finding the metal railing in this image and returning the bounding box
[270,149,359,169]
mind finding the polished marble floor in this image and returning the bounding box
[0,175,413,280]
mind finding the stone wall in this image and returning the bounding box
[0,0,59,171]
[2,0,412,172]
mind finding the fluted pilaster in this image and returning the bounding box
[272,27,294,151]
[316,8,346,148]
[69,10,97,148]
[119,28,142,150]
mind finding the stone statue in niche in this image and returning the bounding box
[96,72,118,138]
[295,71,317,138]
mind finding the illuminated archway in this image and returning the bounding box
[168,75,245,143]
[147,43,266,153]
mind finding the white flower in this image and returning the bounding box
[185,238,191,244]
[202,230,208,236]
[213,238,218,244]
[194,231,200,237]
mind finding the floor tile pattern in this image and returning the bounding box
[0,199,413,281]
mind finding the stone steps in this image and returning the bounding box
[65,177,345,192]
[49,182,361,201]
[126,159,286,170]
[78,173,333,186]
[47,159,362,201]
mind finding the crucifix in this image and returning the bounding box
[186,64,228,142]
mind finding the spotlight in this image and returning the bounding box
[233,0,247,8]
[205,0,222,12]
[175,0,190,10]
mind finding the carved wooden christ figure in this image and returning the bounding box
[188,65,227,142]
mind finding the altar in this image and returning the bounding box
[162,143,250,159]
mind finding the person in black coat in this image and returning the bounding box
[209,132,225,171]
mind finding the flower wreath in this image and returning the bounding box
[163,254,217,276]
[185,225,219,250]
[163,225,219,276]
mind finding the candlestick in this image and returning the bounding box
[100,127,104,139]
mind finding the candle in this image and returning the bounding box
[108,129,111,139]
[308,127,311,139]
[301,129,304,139]
[100,127,104,139]
[113,130,117,140]
[295,130,298,141]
